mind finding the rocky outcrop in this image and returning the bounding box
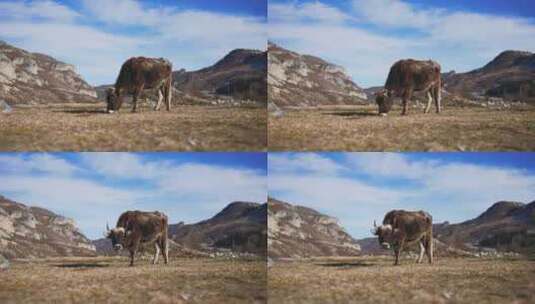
[444,50,535,103]
[268,197,360,259]
[169,201,267,256]
[0,41,97,105]
[268,42,367,107]
[0,195,96,259]
[173,49,267,104]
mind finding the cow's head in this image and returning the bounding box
[371,220,394,249]
[106,88,119,113]
[106,223,126,251]
[375,90,394,116]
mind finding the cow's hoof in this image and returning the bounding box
[107,110,115,114]
[379,113,387,117]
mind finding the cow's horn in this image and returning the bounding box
[106,222,110,231]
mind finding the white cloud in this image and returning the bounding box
[0,153,266,239]
[269,153,343,175]
[0,0,266,85]
[269,1,351,24]
[0,0,80,22]
[0,154,79,176]
[270,0,535,87]
[269,153,535,239]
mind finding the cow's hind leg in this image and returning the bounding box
[165,77,172,111]
[132,84,144,112]
[434,85,442,113]
[424,90,433,114]
[425,235,434,264]
[417,241,425,263]
[154,88,163,111]
[158,237,169,264]
[401,89,412,115]
[152,242,160,264]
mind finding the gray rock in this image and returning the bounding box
[0,99,12,113]
[0,254,9,271]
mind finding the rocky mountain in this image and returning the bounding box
[268,42,367,107]
[168,201,267,256]
[435,200,535,254]
[0,41,97,105]
[268,197,360,259]
[0,195,96,259]
[444,50,535,102]
[173,49,267,104]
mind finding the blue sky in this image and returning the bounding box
[0,0,267,85]
[0,153,267,239]
[269,0,535,87]
[268,152,535,239]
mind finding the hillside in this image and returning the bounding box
[268,197,360,259]
[173,48,267,103]
[169,201,267,255]
[268,42,367,107]
[0,41,97,105]
[0,195,96,259]
[435,200,535,253]
[444,50,535,102]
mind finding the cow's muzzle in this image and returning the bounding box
[113,244,123,251]
[381,242,391,249]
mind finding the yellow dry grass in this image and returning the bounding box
[268,105,535,151]
[268,256,535,304]
[0,256,266,304]
[0,103,266,151]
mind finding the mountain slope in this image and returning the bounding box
[169,201,267,255]
[0,41,97,105]
[444,50,535,102]
[268,42,367,107]
[435,200,535,253]
[0,195,96,259]
[268,197,360,259]
[173,49,267,103]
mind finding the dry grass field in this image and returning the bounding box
[0,103,266,151]
[268,105,535,151]
[268,256,535,304]
[0,256,266,304]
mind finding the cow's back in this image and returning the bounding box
[385,59,441,91]
[115,57,172,89]
[383,209,432,236]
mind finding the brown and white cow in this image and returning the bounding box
[107,57,172,113]
[372,210,433,265]
[106,210,169,266]
[376,59,442,116]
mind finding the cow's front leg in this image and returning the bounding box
[153,243,160,264]
[129,250,135,267]
[393,246,401,265]
[434,86,442,114]
[154,89,163,111]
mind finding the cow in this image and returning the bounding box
[376,59,442,116]
[371,210,433,265]
[106,210,169,266]
[106,57,172,113]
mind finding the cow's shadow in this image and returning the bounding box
[321,111,377,118]
[315,261,374,268]
[53,263,110,268]
[54,109,107,115]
